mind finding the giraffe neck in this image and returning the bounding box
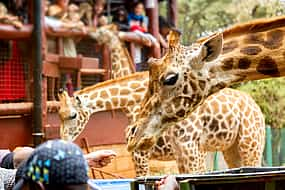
[109,38,135,78]
[75,71,149,118]
[205,26,285,96]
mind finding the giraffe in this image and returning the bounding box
[89,24,136,79]
[58,19,270,175]
[59,72,265,174]
[127,16,285,153]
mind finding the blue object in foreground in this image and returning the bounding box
[88,179,135,190]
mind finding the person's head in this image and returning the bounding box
[0,147,32,169]
[0,2,8,16]
[98,14,108,26]
[93,0,105,16]
[13,147,34,169]
[114,7,127,22]
[79,2,92,24]
[56,0,69,11]
[159,16,174,37]
[44,0,51,14]
[13,140,89,190]
[133,2,144,15]
[67,4,81,21]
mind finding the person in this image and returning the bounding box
[45,0,87,92]
[97,14,108,27]
[84,149,116,168]
[92,0,106,27]
[158,15,174,50]
[13,139,116,190]
[127,1,159,71]
[13,139,89,190]
[0,2,23,29]
[79,2,93,26]
[155,175,180,190]
[0,147,34,169]
[0,167,16,190]
[127,1,147,33]
[112,7,129,31]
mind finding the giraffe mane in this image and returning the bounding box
[122,46,136,73]
[197,15,285,42]
[74,71,148,95]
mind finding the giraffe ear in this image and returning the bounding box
[167,29,182,48]
[201,32,223,62]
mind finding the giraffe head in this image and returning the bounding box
[89,24,119,45]
[127,30,226,152]
[58,89,91,141]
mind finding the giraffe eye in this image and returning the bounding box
[75,96,81,105]
[163,73,179,86]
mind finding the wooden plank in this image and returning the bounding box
[81,57,99,69]
[0,115,33,149]
[0,101,59,116]
[59,56,81,69]
[46,53,59,63]
[43,62,60,78]
[46,27,87,38]
[0,24,33,40]
[80,69,106,75]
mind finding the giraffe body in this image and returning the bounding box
[169,88,265,172]
[129,16,285,153]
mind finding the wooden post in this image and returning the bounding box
[145,0,160,58]
[31,0,46,146]
[167,0,177,27]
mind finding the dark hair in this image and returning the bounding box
[159,16,174,29]
[0,152,14,169]
[112,7,127,21]
[132,1,144,9]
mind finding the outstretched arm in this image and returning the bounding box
[84,150,116,168]
[156,175,180,190]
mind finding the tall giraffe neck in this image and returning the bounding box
[75,71,148,112]
[208,26,285,94]
[60,72,149,141]
[109,42,135,78]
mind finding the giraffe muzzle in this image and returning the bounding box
[127,136,156,152]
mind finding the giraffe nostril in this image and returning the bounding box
[131,127,136,135]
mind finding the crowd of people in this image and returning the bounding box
[0,140,179,190]
[0,0,174,70]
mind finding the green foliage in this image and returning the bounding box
[175,0,285,128]
[177,0,285,43]
[236,79,285,128]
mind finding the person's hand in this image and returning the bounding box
[155,175,179,190]
[84,150,116,168]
